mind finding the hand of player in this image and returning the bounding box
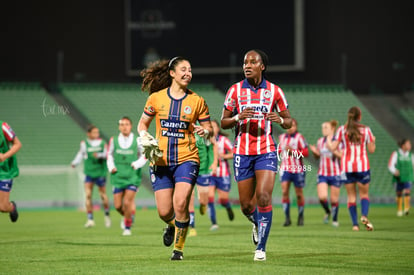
[394,169,400,177]
[309,144,317,154]
[265,112,283,123]
[192,123,209,137]
[0,153,5,162]
[239,107,254,120]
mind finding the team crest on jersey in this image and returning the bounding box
[184,106,192,114]
[263,90,271,99]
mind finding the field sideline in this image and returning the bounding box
[1,205,413,274]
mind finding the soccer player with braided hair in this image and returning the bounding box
[221,49,292,261]
[330,106,376,231]
[138,57,212,261]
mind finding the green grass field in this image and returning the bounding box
[1,206,413,274]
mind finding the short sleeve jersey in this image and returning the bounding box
[316,137,341,176]
[334,125,374,172]
[223,78,288,155]
[143,88,210,166]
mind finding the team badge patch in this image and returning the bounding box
[263,90,271,99]
[184,106,192,114]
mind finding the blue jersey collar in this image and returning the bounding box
[242,78,267,91]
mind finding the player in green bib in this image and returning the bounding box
[388,138,414,216]
[188,132,217,236]
[107,117,147,236]
[0,120,21,223]
[72,125,110,228]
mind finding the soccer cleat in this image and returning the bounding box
[397,211,403,217]
[9,201,18,223]
[210,224,219,231]
[170,250,183,261]
[252,223,258,245]
[104,216,111,228]
[297,215,304,226]
[361,216,374,231]
[254,249,266,261]
[283,218,292,227]
[188,228,197,237]
[199,204,207,215]
[163,225,175,247]
[84,219,95,228]
[323,213,330,224]
[332,221,339,227]
[122,229,132,236]
[226,207,235,221]
[352,225,360,231]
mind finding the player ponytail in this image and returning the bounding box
[329,119,338,131]
[140,56,187,95]
[346,106,361,143]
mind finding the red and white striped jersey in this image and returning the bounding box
[213,135,232,177]
[316,137,341,176]
[223,78,288,155]
[278,132,309,173]
[334,125,374,172]
[2,122,16,142]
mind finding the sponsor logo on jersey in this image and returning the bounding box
[115,149,134,155]
[160,120,189,130]
[162,130,185,138]
[241,104,269,113]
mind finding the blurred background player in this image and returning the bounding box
[0,120,21,223]
[309,120,343,226]
[71,125,110,228]
[138,57,212,260]
[330,106,376,231]
[278,118,309,226]
[388,138,413,216]
[107,117,147,236]
[188,128,217,236]
[221,49,291,261]
[208,119,234,230]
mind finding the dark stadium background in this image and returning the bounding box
[1,0,413,94]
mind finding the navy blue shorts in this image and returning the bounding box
[343,171,371,184]
[113,185,138,194]
[196,174,211,187]
[0,179,13,192]
[85,176,106,187]
[317,175,342,188]
[233,152,277,182]
[280,171,306,188]
[210,176,231,192]
[150,161,199,191]
[395,182,412,192]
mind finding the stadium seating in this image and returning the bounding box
[0,82,397,207]
[399,108,414,129]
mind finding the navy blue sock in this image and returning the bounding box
[257,206,273,251]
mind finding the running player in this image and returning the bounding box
[188,130,217,236]
[330,106,376,231]
[309,120,342,226]
[138,57,212,260]
[208,119,234,230]
[71,125,111,228]
[388,138,413,216]
[0,120,21,222]
[278,118,309,227]
[107,117,147,236]
[221,49,292,261]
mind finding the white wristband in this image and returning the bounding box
[233,114,240,122]
[139,130,148,137]
[279,117,284,125]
